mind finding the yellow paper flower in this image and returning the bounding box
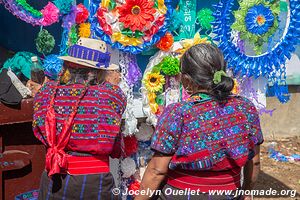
[101,0,111,8]
[143,72,165,93]
[148,92,157,103]
[176,32,211,55]
[150,102,159,113]
[112,32,143,46]
[78,23,91,38]
[157,0,167,14]
[232,79,239,95]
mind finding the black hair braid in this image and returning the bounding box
[181,43,234,101]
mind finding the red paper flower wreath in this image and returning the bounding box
[118,0,156,32]
[156,32,174,51]
[76,4,89,24]
[123,135,138,157]
[97,7,113,35]
[128,180,141,197]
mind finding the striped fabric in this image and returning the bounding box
[158,184,242,200]
[68,45,111,67]
[38,171,120,200]
[33,81,126,159]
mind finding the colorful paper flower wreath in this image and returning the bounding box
[212,0,300,102]
[231,0,280,54]
[92,0,172,54]
[2,0,89,27]
[142,50,182,124]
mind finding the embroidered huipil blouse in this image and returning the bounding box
[151,94,264,190]
[33,81,127,159]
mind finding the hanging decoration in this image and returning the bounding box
[135,123,154,142]
[156,32,174,51]
[143,72,166,93]
[62,5,77,30]
[124,135,139,157]
[142,33,212,125]
[126,54,142,86]
[121,157,137,178]
[43,54,63,80]
[197,8,215,30]
[142,51,180,125]
[40,2,60,26]
[231,0,280,54]
[91,0,172,54]
[35,29,55,55]
[75,3,89,24]
[176,32,211,56]
[1,0,73,26]
[174,0,197,40]
[69,25,78,45]
[78,23,91,38]
[212,0,300,102]
[168,9,184,34]
[53,0,73,15]
[127,180,141,197]
[159,56,180,76]
[118,52,140,137]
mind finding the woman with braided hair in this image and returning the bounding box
[137,44,263,200]
[33,38,126,199]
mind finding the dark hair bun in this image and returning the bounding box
[211,76,234,101]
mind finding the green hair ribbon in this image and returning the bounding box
[213,70,227,84]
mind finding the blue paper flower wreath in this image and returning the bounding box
[212,0,300,102]
[245,4,275,35]
[90,0,173,54]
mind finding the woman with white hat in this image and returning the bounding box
[33,38,126,199]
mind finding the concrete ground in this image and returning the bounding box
[260,86,300,139]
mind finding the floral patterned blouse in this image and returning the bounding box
[151,93,264,171]
[33,81,127,158]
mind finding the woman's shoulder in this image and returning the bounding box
[34,81,56,99]
[230,95,256,106]
[227,95,258,112]
[101,81,124,93]
[97,82,127,105]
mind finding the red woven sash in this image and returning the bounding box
[45,84,87,177]
[167,168,241,192]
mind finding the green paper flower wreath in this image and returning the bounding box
[231,0,280,54]
[197,8,215,30]
[69,25,78,45]
[35,29,55,55]
[151,56,180,76]
[15,0,42,17]
[160,56,180,76]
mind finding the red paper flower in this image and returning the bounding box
[76,4,89,24]
[156,32,174,51]
[128,180,141,197]
[118,0,156,32]
[124,135,138,157]
[97,7,113,35]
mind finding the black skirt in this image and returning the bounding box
[38,171,120,200]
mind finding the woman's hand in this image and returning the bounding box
[135,152,173,200]
[26,77,49,97]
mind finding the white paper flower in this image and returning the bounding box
[135,123,154,141]
[121,157,136,178]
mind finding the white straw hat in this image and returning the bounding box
[59,38,119,70]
